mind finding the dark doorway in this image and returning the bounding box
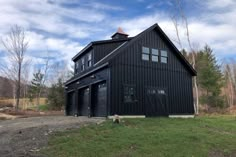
[67,92,75,115]
[79,87,89,116]
[92,82,107,117]
[146,88,168,117]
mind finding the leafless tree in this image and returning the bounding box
[22,60,31,109]
[170,0,199,114]
[1,25,29,111]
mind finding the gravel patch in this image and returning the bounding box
[0,116,105,157]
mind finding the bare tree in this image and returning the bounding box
[1,25,28,111]
[170,0,199,114]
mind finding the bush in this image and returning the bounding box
[47,78,65,110]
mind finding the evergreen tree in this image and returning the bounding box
[197,45,224,108]
[47,78,65,110]
[29,70,44,110]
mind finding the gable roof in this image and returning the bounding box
[66,23,196,85]
[72,37,133,61]
[95,23,197,76]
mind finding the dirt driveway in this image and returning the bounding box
[0,116,105,157]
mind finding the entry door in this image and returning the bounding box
[93,82,107,117]
[79,87,89,116]
[146,88,168,117]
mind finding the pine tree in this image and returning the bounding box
[29,70,44,110]
[197,45,224,108]
[47,78,65,110]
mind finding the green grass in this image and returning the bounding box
[27,104,49,111]
[42,116,236,157]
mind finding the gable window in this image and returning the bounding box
[81,57,85,71]
[151,48,158,62]
[124,85,136,103]
[160,50,168,63]
[142,47,150,61]
[87,52,92,67]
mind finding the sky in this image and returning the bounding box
[0,0,235,76]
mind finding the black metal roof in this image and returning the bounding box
[72,37,133,61]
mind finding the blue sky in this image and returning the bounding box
[0,0,235,77]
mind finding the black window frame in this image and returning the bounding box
[151,48,159,62]
[142,46,150,61]
[160,50,168,63]
[81,57,85,71]
[123,85,136,103]
[87,52,92,68]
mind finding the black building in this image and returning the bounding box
[65,24,196,117]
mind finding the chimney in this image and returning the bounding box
[111,27,129,40]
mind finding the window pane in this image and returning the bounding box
[142,54,149,61]
[152,49,158,55]
[124,86,135,103]
[142,47,150,54]
[161,57,167,63]
[88,53,91,60]
[161,50,167,57]
[88,61,92,67]
[81,58,85,64]
[152,55,158,62]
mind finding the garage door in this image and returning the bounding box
[146,88,168,117]
[66,92,75,116]
[79,87,89,116]
[93,82,107,117]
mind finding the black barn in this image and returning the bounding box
[65,24,196,117]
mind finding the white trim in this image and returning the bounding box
[94,41,128,66]
[108,115,145,119]
[169,115,195,118]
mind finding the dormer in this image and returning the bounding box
[111,27,129,40]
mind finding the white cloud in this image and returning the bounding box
[111,6,236,59]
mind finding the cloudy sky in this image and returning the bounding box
[0,0,235,74]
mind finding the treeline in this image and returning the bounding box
[0,25,72,111]
[182,45,236,113]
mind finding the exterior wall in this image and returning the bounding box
[93,41,125,64]
[109,29,194,115]
[65,68,110,116]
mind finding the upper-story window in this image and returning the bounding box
[142,46,168,64]
[151,48,158,62]
[87,52,92,67]
[75,61,79,74]
[160,50,168,63]
[142,47,150,61]
[81,57,85,71]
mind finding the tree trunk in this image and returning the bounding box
[16,63,21,111]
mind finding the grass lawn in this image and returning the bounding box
[42,116,236,157]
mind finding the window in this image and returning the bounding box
[142,47,150,61]
[124,85,136,103]
[81,57,85,71]
[157,89,165,95]
[151,48,158,62]
[147,88,165,95]
[160,50,168,63]
[87,52,92,67]
[75,61,79,74]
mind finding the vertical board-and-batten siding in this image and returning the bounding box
[110,28,194,115]
[93,41,125,64]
